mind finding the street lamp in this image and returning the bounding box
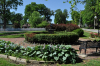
[94,16,97,29]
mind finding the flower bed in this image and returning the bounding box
[0,40,80,64]
[90,32,100,38]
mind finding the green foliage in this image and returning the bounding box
[28,11,42,27]
[37,21,50,28]
[0,40,79,64]
[72,28,84,37]
[0,58,25,66]
[71,10,80,25]
[0,0,23,28]
[54,9,69,24]
[81,0,96,26]
[24,32,79,44]
[9,12,23,28]
[24,2,54,22]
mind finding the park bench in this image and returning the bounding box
[79,40,100,54]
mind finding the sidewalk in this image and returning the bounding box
[82,28,99,33]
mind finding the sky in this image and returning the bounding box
[10,0,85,23]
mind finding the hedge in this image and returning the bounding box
[24,32,79,44]
[72,28,84,37]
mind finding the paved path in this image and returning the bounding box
[82,28,99,33]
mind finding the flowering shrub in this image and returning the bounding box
[56,24,67,31]
[90,32,99,38]
[0,40,80,64]
[46,24,58,31]
[66,23,80,32]
[46,24,67,31]
[24,33,36,42]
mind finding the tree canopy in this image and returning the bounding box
[28,11,42,28]
[54,9,69,24]
[71,10,80,25]
[24,2,54,23]
[0,0,23,28]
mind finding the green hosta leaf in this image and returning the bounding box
[65,54,69,57]
[70,52,73,55]
[44,52,48,55]
[33,51,36,54]
[63,56,67,61]
[62,50,67,52]
[36,51,41,54]
[61,52,64,55]
[38,54,43,57]
[49,53,53,57]
[26,52,30,55]
[53,51,57,55]
[58,53,62,57]
[42,55,47,59]
[54,57,59,61]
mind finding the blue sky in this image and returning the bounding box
[10,0,85,23]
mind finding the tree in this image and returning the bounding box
[71,10,80,25]
[24,2,54,23]
[37,20,50,28]
[10,12,23,28]
[28,11,42,28]
[81,0,97,27]
[0,0,23,29]
[54,9,69,24]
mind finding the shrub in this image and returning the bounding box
[24,32,79,44]
[72,29,84,37]
[46,24,67,31]
[66,23,80,32]
[0,40,80,64]
[24,33,36,42]
[56,24,67,31]
[45,24,58,31]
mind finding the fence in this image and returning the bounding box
[0,28,46,31]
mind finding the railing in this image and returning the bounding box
[0,28,46,31]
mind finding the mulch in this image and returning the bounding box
[0,38,100,60]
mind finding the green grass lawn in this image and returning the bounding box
[80,31,100,40]
[61,58,100,66]
[1,57,100,66]
[0,34,24,38]
[0,31,47,38]
[0,58,25,66]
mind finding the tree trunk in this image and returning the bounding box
[3,0,6,30]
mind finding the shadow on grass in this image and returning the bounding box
[87,52,100,56]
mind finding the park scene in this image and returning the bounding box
[0,0,100,66]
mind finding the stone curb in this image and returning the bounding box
[78,54,87,57]
[0,54,56,64]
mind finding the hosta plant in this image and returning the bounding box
[0,40,80,64]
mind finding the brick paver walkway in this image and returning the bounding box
[0,38,100,60]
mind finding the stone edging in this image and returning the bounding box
[0,54,55,64]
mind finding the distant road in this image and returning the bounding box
[82,28,98,33]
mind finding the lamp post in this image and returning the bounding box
[94,16,97,29]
